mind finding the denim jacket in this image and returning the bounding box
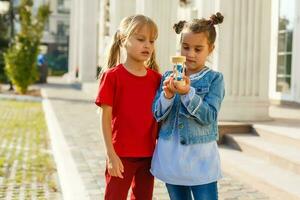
[152,68,225,145]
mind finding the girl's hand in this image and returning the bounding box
[163,76,175,99]
[173,75,191,95]
[106,151,124,178]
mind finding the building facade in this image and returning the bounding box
[42,0,71,74]
[68,0,300,121]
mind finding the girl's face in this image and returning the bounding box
[124,25,155,64]
[181,32,214,75]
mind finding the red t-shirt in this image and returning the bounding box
[95,64,161,157]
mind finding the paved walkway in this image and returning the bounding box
[41,77,269,200]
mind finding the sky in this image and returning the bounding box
[279,0,296,29]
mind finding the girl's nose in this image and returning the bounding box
[187,50,195,57]
[144,41,151,48]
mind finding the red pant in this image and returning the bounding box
[104,157,154,200]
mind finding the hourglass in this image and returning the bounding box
[171,56,186,86]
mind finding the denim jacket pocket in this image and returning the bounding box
[195,85,210,101]
[196,86,209,94]
[193,80,210,95]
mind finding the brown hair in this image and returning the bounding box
[173,12,224,46]
[103,14,159,73]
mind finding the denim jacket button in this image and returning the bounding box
[179,124,184,129]
[180,140,186,145]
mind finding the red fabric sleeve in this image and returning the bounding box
[95,71,115,107]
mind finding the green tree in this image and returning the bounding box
[4,0,50,94]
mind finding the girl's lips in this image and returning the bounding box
[141,51,150,56]
[186,59,196,63]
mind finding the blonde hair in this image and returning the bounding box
[103,14,159,73]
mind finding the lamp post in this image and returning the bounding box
[8,0,14,46]
[0,0,14,91]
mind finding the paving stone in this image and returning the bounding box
[41,78,270,200]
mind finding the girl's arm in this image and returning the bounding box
[152,71,175,122]
[101,105,124,178]
[181,73,225,125]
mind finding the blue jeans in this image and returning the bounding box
[166,182,218,200]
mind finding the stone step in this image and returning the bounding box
[219,146,300,200]
[223,133,300,175]
[253,123,300,149]
[269,103,300,120]
[218,122,252,142]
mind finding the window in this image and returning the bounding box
[56,21,69,44]
[57,0,70,14]
[276,0,295,93]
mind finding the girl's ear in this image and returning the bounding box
[209,44,215,54]
[120,37,127,47]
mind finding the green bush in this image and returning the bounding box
[4,35,40,93]
[4,0,50,94]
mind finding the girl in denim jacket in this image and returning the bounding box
[151,12,225,200]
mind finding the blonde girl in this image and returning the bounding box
[95,15,161,200]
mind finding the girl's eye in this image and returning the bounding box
[183,46,189,50]
[195,49,202,52]
[150,40,154,44]
[137,38,145,42]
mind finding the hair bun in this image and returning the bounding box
[210,12,224,25]
[173,20,187,34]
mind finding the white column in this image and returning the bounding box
[77,0,98,82]
[136,0,178,72]
[49,0,58,34]
[268,0,279,102]
[195,0,219,19]
[97,0,135,65]
[98,0,135,66]
[292,0,300,103]
[98,0,109,67]
[68,0,79,81]
[291,1,300,103]
[194,0,220,70]
[109,0,136,35]
[217,0,272,121]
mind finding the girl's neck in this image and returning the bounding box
[185,65,206,76]
[123,58,147,76]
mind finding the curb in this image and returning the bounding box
[41,89,90,200]
[0,93,42,102]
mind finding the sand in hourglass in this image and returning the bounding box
[171,56,186,87]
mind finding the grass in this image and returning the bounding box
[0,99,59,199]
